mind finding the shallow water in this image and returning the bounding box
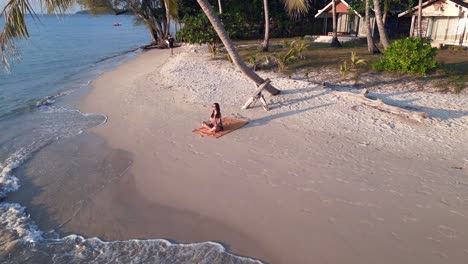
[0,14,261,264]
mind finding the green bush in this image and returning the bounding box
[373,37,439,75]
[177,11,247,55]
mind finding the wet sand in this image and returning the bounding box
[8,47,468,264]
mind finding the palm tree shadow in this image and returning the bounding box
[367,91,421,106]
[279,86,323,95]
[269,90,331,110]
[363,77,420,89]
[247,103,335,128]
[368,92,468,120]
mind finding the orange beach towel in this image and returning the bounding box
[192,118,248,138]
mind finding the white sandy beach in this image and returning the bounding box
[74,45,468,264]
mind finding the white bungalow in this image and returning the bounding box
[398,0,468,47]
[314,0,376,37]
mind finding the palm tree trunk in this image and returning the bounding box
[382,0,388,24]
[196,0,280,95]
[218,0,223,14]
[365,0,379,54]
[262,0,270,51]
[372,0,390,49]
[137,13,159,44]
[331,0,342,47]
[417,0,422,37]
[164,0,171,36]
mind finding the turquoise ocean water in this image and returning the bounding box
[0,15,259,263]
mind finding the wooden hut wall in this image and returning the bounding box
[357,17,375,37]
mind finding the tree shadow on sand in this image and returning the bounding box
[366,91,468,120]
[278,86,323,95]
[264,84,333,108]
[323,77,422,91]
[363,77,423,89]
[247,103,335,128]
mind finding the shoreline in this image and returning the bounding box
[80,45,468,263]
[8,45,466,263]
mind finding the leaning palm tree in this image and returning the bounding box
[196,0,279,95]
[196,0,309,95]
[372,0,390,49]
[197,0,309,95]
[1,0,308,96]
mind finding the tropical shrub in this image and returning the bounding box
[280,40,308,59]
[340,51,367,82]
[177,11,247,55]
[272,48,297,72]
[247,53,261,71]
[373,37,439,75]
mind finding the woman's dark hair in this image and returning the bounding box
[211,103,221,118]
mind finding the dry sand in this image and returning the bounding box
[76,45,468,264]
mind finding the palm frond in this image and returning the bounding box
[350,51,367,66]
[1,0,74,70]
[41,0,75,14]
[165,0,178,20]
[76,0,115,15]
[281,0,310,17]
[1,0,36,70]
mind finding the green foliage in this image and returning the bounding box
[247,53,261,71]
[78,0,173,45]
[340,61,347,79]
[350,51,367,68]
[449,76,465,94]
[294,40,308,59]
[76,0,114,15]
[280,40,308,59]
[340,52,367,82]
[373,37,440,75]
[271,39,309,72]
[272,48,298,72]
[177,11,248,55]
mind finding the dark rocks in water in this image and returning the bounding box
[36,97,55,106]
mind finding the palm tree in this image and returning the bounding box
[262,0,309,52]
[262,0,270,51]
[330,0,342,47]
[1,0,308,97]
[163,0,179,38]
[218,0,223,14]
[195,0,309,95]
[365,0,379,53]
[0,0,178,68]
[281,0,309,16]
[1,0,74,68]
[372,0,390,49]
[196,0,280,95]
[417,0,423,37]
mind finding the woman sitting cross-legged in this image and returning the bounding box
[201,103,224,133]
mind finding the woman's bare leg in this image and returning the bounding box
[201,121,212,129]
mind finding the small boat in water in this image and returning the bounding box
[113,23,122,27]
